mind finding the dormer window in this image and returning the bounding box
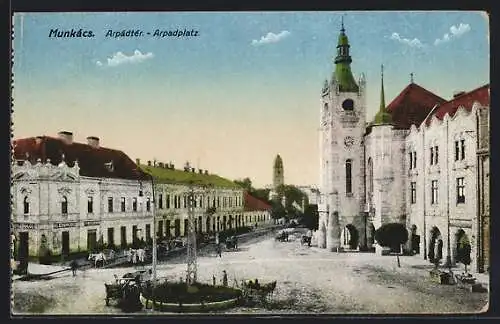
[342,99,354,111]
[105,161,114,172]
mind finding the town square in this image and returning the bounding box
[11,11,490,315]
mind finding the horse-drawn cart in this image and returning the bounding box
[225,236,238,250]
[104,272,148,311]
[240,279,277,304]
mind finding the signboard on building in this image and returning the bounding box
[53,222,78,229]
[84,221,101,227]
[13,223,37,230]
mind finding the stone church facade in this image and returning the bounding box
[318,23,490,273]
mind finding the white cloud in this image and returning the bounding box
[96,50,154,67]
[434,23,471,46]
[251,30,290,46]
[389,32,425,48]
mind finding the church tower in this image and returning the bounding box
[271,154,284,201]
[318,19,367,251]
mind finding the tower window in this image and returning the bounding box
[61,196,68,215]
[23,196,30,214]
[342,99,354,111]
[88,196,93,214]
[431,180,438,205]
[457,177,465,204]
[410,182,416,204]
[345,159,352,194]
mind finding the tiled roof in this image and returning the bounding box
[12,136,148,180]
[386,83,447,129]
[140,165,241,189]
[424,84,490,126]
[244,192,272,212]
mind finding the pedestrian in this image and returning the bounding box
[222,270,228,287]
[216,244,222,258]
[70,259,78,277]
[212,274,216,286]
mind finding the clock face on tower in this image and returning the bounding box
[344,136,355,148]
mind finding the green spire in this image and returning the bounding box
[333,17,359,93]
[373,64,393,125]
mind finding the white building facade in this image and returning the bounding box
[318,24,490,273]
[12,133,248,263]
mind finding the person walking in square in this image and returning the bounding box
[70,259,78,277]
[222,270,228,287]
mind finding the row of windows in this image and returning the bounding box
[409,177,465,205]
[23,196,69,215]
[157,193,242,210]
[409,139,466,170]
[99,213,270,247]
[23,194,245,216]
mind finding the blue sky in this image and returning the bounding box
[12,11,489,187]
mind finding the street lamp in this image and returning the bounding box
[148,174,157,310]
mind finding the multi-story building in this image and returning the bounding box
[12,132,153,261]
[317,22,490,273]
[11,132,256,262]
[138,161,245,238]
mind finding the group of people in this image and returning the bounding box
[126,248,147,265]
[212,270,229,287]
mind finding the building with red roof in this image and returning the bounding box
[243,192,273,228]
[316,21,490,275]
[12,131,246,262]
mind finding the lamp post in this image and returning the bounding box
[150,174,157,310]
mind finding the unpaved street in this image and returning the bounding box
[12,232,488,315]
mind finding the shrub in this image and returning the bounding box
[456,235,472,273]
[374,223,408,251]
[374,223,409,267]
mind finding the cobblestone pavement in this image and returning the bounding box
[12,232,488,315]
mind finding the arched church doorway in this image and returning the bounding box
[428,226,443,264]
[455,229,471,271]
[341,224,359,250]
[410,224,420,255]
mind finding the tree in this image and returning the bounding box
[456,235,472,274]
[234,178,253,191]
[302,204,319,230]
[270,201,286,220]
[374,223,409,267]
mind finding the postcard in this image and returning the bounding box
[10,11,490,315]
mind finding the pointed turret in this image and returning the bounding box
[373,64,393,125]
[333,18,359,93]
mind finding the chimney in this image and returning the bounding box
[453,91,466,98]
[147,160,152,167]
[136,158,141,165]
[86,136,100,148]
[58,131,73,145]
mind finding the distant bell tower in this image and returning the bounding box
[318,17,367,251]
[271,154,284,201]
